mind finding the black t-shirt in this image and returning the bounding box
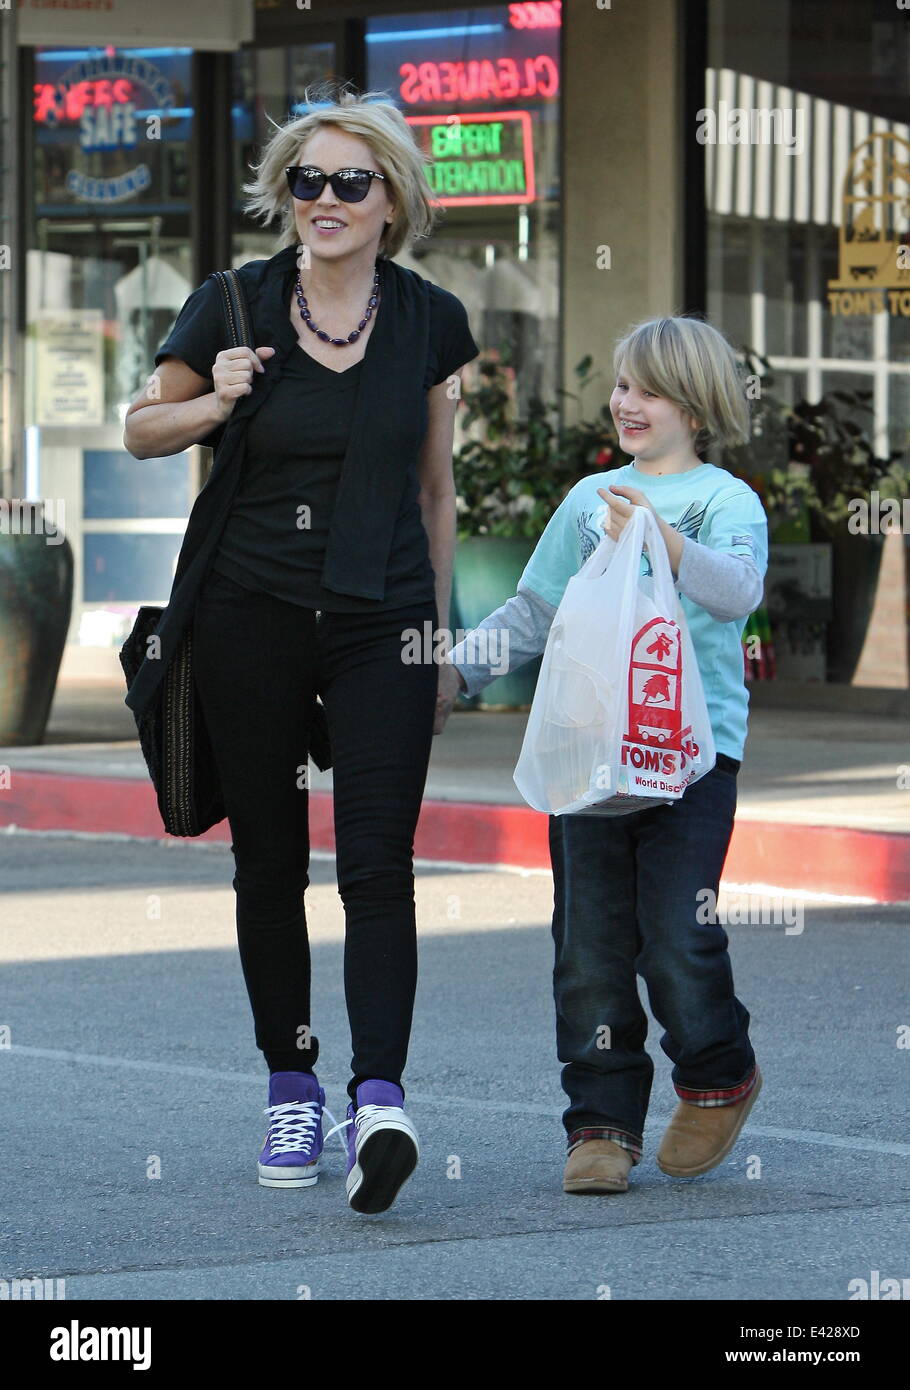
[155,262,479,612]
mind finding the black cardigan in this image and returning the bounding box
[124,245,432,722]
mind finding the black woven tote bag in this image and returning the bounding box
[119,268,331,837]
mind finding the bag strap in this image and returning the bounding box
[210,267,254,350]
[198,268,254,459]
[640,507,679,615]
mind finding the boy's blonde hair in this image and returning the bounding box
[613,316,750,452]
[242,81,441,259]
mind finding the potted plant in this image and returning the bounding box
[452,353,622,707]
[726,351,909,683]
[0,499,74,745]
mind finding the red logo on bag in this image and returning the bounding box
[624,616,684,752]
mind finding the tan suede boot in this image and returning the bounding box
[656,1066,763,1177]
[563,1139,633,1194]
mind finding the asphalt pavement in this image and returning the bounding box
[2,833,908,1301]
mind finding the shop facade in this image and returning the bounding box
[6,0,909,692]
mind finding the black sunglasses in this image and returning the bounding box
[285,165,388,203]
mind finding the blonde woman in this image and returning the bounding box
[124,86,478,1213]
[441,316,768,1195]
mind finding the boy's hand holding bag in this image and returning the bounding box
[513,504,715,817]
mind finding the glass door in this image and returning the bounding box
[27,45,197,649]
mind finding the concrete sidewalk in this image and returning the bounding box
[1,678,908,901]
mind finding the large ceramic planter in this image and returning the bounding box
[0,504,74,745]
[452,535,542,708]
[815,521,885,684]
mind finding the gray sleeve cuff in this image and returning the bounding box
[676,537,765,621]
[447,582,557,697]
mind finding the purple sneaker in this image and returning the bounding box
[341,1080,419,1214]
[258,1071,329,1188]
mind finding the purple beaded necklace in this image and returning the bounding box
[294,262,380,346]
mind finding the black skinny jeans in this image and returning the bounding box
[192,567,439,1101]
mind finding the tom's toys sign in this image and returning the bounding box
[827,131,910,317]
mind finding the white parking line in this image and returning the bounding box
[6,1043,910,1158]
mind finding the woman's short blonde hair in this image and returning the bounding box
[242,81,441,259]
[613,315,751,451]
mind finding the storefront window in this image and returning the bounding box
[30,46,195,423]
[706,2,910,450]
[366,5,561,407]
[231,42,338,265]
[706,0,910,687]
[227,10,561,404]
[26,46,197,644]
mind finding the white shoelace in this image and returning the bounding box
[322,1103,404,1152]
[264,1099,342,1156]
[323,1116,352,1148]
[349,1103,400,1130]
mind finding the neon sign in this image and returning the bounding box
[508,2,562,27]
[400,56,558,105]
[34,80,133,123]
[406,111,536,207]
[33,51,176,202]
[35,81,140,151]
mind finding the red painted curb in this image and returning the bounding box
[722,820,910,904]
[1,771,908,904]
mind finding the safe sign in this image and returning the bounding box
[80,102,137,152]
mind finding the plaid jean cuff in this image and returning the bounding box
[673,1064,758,1108]
[567,1126,643,1165]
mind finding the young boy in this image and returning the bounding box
[439,316,768,1193]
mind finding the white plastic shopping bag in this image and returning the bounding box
[513,505,715,816]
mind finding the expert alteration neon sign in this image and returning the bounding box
[406,111,536,207]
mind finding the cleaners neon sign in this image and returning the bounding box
[406,111,536,207]
[399,56,558,105]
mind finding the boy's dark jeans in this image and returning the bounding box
[548,759,756,1161]
[192,569,439,1103]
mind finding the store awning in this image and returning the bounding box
[705,67,910,228]
[17,0,254,52]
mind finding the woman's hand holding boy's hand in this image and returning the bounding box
[597,485,684,578]
[435,659,466,735]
